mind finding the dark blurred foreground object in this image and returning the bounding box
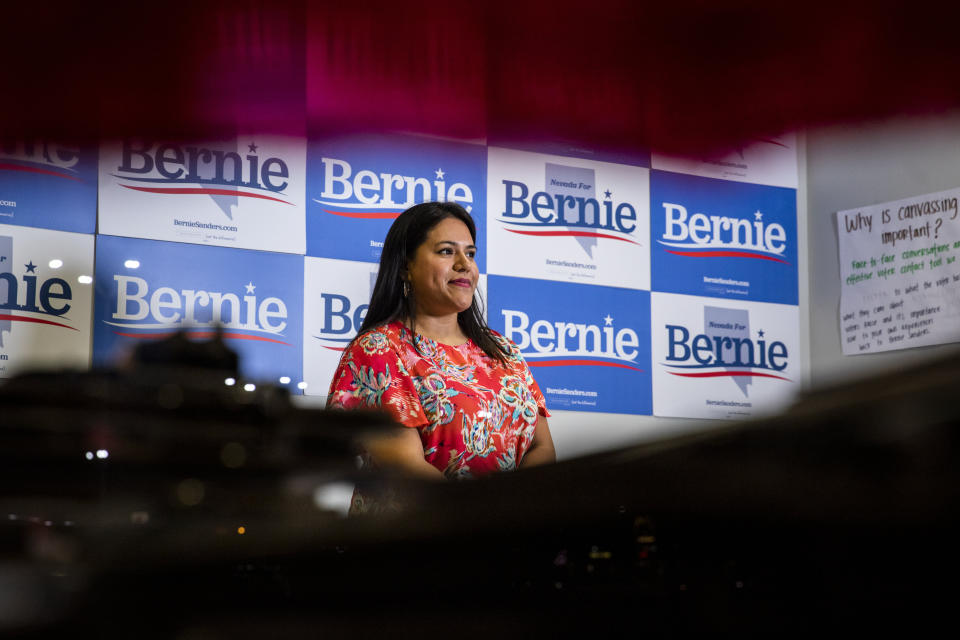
[7,1,960,153]
[129,325,239,376]
[0,331,400,635]
[1,349,959,637]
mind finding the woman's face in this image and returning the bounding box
[406,217,478,319]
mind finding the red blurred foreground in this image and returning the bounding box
[5,1,960,153]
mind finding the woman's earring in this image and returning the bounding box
[402,281,410,298]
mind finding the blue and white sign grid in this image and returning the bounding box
[306,132,487,270]
[93,235,304,391]
[487,275,652,415]
[1,119,803,422]
[650,170,798,305]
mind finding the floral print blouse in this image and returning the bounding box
[327,321,549,479]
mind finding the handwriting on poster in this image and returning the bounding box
[837,188,960,355]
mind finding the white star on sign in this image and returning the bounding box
[435,168,445,180]
[245,282,256,294]
[604,314,613,326]
[754,210,763,221]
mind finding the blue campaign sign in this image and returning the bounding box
[650,170,798,305]
[486,275,651,415]
[93,235,304,391]
[306,132,487,270]
[0,141,97,233]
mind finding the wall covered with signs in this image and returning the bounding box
[0,129,802,426]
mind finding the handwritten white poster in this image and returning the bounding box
[837,187,960,354]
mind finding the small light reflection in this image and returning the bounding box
[279,376,291,385]
[124,259,140,269]
[220,442,247,469]
[313,482,354,516]
[96,449,109,459]
[48,259,63,269]
[243,383,256,392]
[85,451,94,460]
[44,521,53,527]
[176,479,205,506]
[237,526,246,535]
[297,381,308,390]
[77,275,93,284]
[224,377,236,386]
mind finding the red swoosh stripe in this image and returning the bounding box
[323,209,402,219]
[666,249,789,264]
[120,185,292,205]
[323,345,346,351]
[0,162,82,182]
[506,228,638,244]
[112,330,290,345]
[528,359,641,370]
[0,313,78,330]
[668,370,790,381]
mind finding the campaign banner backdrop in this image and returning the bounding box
[303,256,489,397]
[650,170,798,305]
[0,140,97,233]
[0,224,94,377]
[306,133,487,269]
[98,136,306,254]
[836,187,960,354]
[487,275,651,415]
[651,292,800,419]
[652,133,799,189]
[93,235,304,389]
[486,147,650,290]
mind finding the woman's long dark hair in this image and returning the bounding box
[353,201,509,362]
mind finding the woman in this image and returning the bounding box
[327,201,555,494]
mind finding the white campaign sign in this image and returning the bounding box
[0,224,94,377]
[651,292,801,420]
[486,147,650,290]
[652,133,799,189]
[303,257,379,396]
[837,187,960,355]
[99,135,306,254]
